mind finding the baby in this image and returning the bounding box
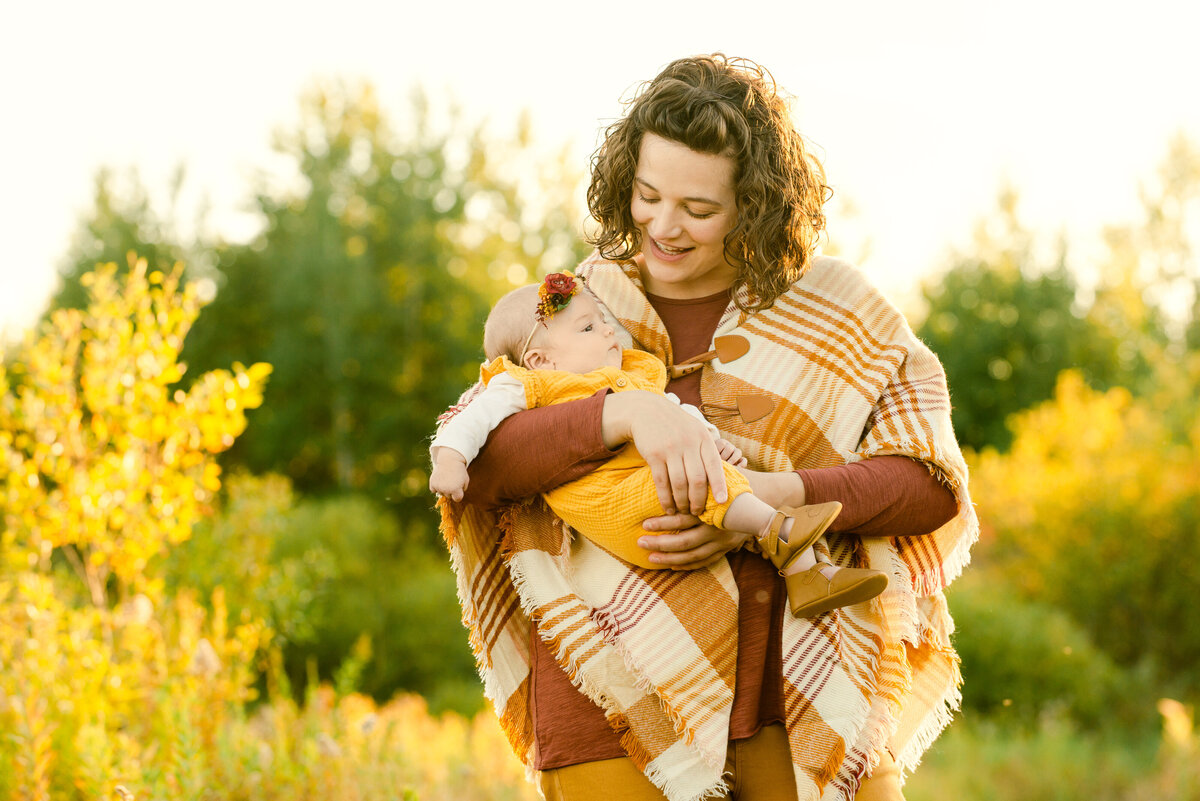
[430,272,887,618]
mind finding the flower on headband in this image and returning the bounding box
[535,271,580,323]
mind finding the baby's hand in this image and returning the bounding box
[715,438,747,468]
[429,449,470,502]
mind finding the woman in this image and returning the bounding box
[436,54,976,801]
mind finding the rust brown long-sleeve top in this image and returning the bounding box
[463,289,958,770]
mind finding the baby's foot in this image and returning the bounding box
[784,561,888,618]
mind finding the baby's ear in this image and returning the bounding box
[523,349,553,370]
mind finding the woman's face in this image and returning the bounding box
[631,133,738,299]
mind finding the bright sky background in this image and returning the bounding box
[3,0,1199,342]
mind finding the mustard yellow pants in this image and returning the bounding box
[537,723,905,800]
[543,446,753,569]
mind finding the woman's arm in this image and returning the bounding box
[736,456,956,536]
[464,387,731,515]
[600,390,730,516]
[797,456,957,536]
[462,390,617,508]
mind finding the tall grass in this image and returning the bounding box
[905,707,1198,801]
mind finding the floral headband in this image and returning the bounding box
[519,271,581,365]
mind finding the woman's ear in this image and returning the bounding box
[523,348,553,370]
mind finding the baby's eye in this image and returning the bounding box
[583,324,594,332]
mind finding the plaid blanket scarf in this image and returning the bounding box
[436,253,978,801]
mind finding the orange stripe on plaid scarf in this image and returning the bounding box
[784,680,846,790]
[895,534,945,592]
[496,676,534,759]
[641,569,739,689]
[830,613,887,699]
[741,318,892,403]
[774,292,906,382]
[537,609,610,671]
[699,370,841,470]
[599,571,739,679]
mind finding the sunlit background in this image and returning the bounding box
[2,2,1199,800]
[4,0,1199,337]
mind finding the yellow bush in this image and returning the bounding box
[1,258,270,605]
[969,364,1200,681]
[0,257,271,799]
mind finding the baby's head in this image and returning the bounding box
[484,273,622,373]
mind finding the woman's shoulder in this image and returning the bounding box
[576,250,640,285]
[785,255,915,339]
[794,254,879,299]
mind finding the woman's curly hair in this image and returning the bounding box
[587,54,831,311]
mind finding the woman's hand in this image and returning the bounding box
[602,390,728,516]
[637,513,752,570]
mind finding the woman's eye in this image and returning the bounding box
[637,193,659,204]
[686,208,715,219]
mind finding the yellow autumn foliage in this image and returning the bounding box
[1,258,271,605]
[969,363,1200,676]
[0,257,273,799]
[0,257,538,801]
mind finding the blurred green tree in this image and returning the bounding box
[266,492,482,713]
[41,80,589,704]
[182,82,587,544]
[918,190,1095,451]
[49,167,198,314]
[916,187,1178,451]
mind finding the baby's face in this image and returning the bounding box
[538,293,622,373]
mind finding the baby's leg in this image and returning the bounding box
[542,449,753,569]
[720,494,820,576]
[746,499,889,617]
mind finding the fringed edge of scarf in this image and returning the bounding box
[512,587,731,801]
[497,511,730,801]
[828,695,902,801]
[642,756,733,801]
[893,640,964,778]
[858,440,980,599]
[436,496,534,767]
[831,543,964,797]
[436,495,493,671]
[586,603,725,756]
[817,589,914,801]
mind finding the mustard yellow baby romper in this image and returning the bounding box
[482,349,753,569]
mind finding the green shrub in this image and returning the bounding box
[949,571,1156,735]
[162,472,332,644]
[271,493,482,714]
[905,715,1150,801]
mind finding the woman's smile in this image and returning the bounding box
[647,236,692,260]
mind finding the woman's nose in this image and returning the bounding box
[647,207,682,240]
